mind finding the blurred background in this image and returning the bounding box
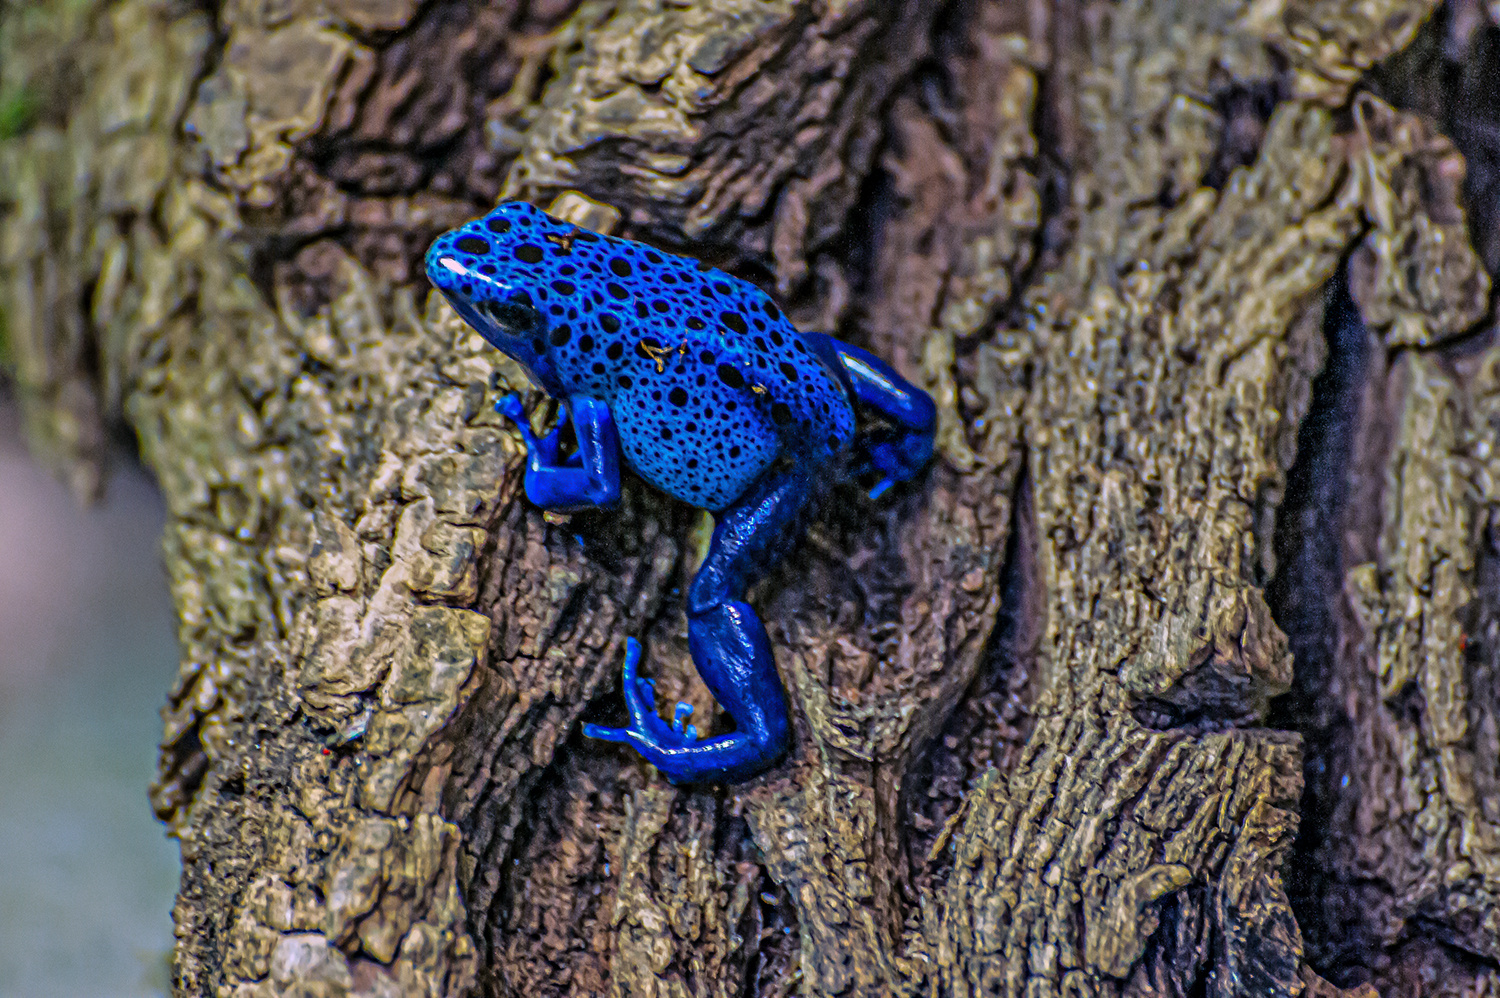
[0,392,179,998]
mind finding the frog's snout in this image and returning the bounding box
[424,236,466,293]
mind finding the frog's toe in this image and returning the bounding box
[583,722,629,744]
[584,719,698,758]
[496,395,541,450]
[617,639,656,712]
[863,435,931,499]
[495,394,528,424]
[672,702,698,739]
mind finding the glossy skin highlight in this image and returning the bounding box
[427,201,936,783]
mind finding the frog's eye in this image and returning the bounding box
[479,299,539,333]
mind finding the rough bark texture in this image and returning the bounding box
[2,0,1499,996]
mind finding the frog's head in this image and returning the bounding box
[426,202,572,379]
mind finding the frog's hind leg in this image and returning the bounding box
[802,333,935,498]
[585,466,820,783]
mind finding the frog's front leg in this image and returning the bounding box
[497,394,621,512]
[803,333,936,498]
[586,467,819,783]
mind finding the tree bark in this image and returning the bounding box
[2,0,1498,995]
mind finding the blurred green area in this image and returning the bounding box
[0,84,38,139]
[0,2,179,979]
[0,0,108,457]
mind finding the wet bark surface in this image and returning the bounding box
[2,0,1499,995]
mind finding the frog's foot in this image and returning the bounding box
[498,393,619,511]
[584,628,785,785]
[585,638,699,752]
[801,333,935,499]
[859,428,934,499]
[495,395,564,464]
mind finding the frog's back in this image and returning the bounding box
[437,203,856,510]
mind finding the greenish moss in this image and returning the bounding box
[0,86,38,139]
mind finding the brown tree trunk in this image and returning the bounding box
[3,0,1499,995]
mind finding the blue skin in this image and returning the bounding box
[426,201,936,783]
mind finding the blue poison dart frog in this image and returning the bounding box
[426,201,936,783]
